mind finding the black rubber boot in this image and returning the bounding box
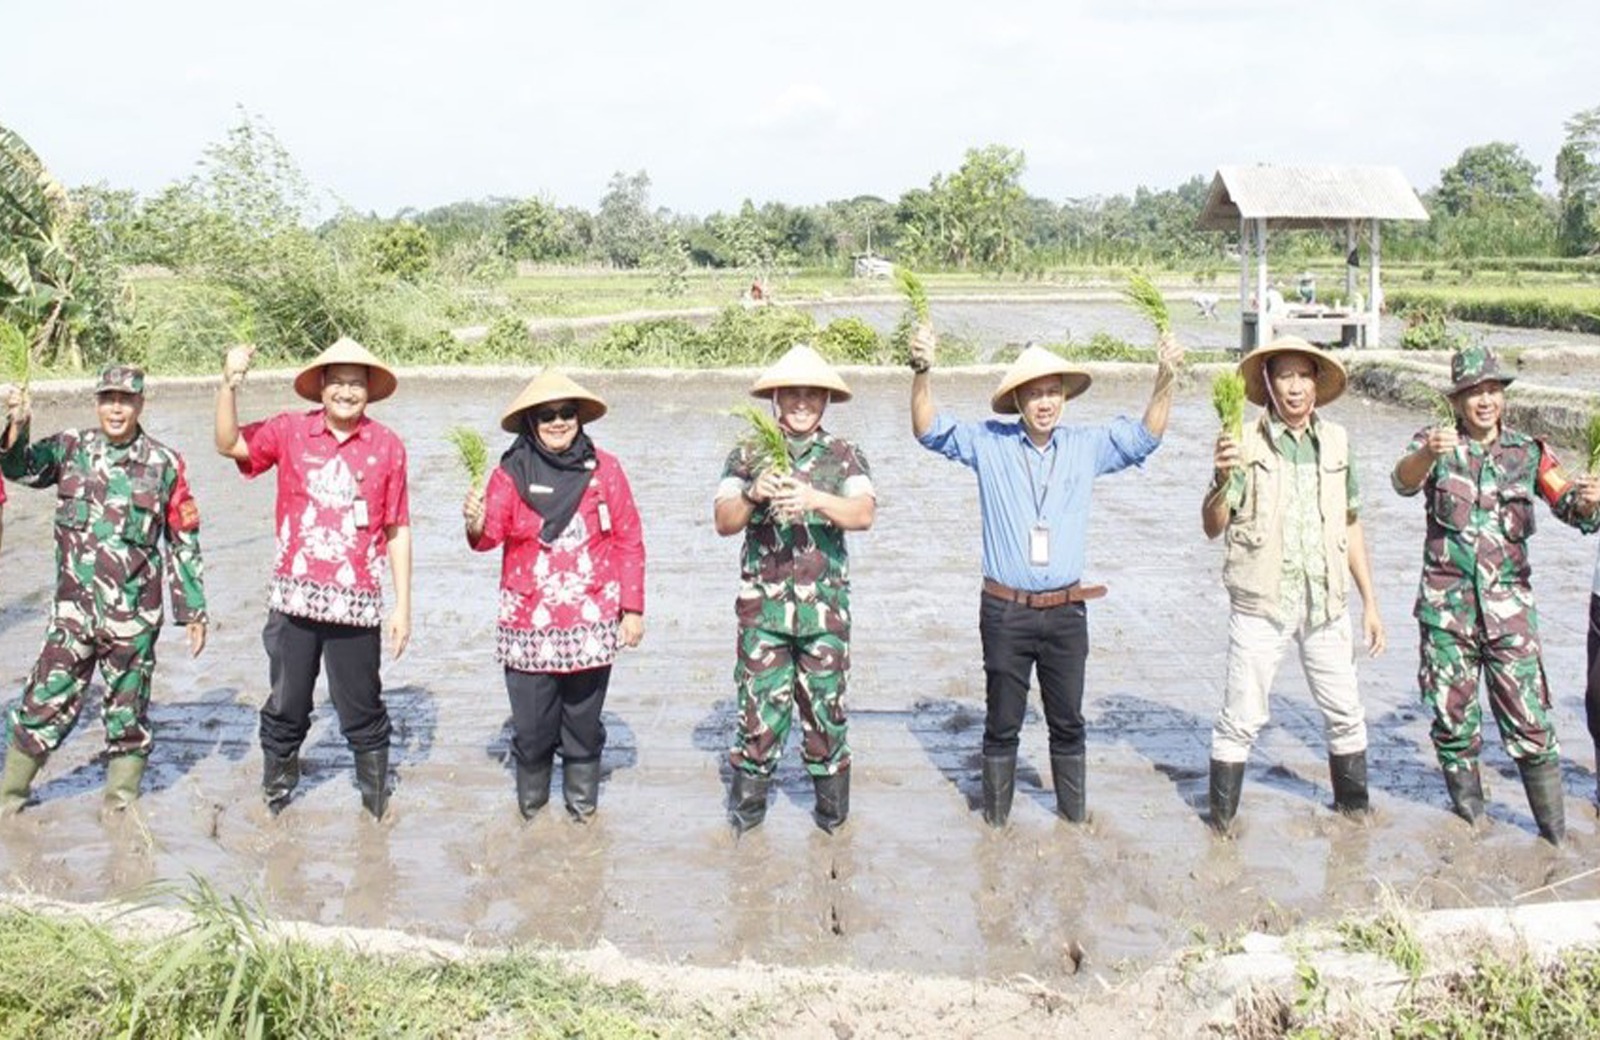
[729,770,770,834]
[1516,757,1566,846]
[262,751,300,816]
[1442,763,1484,824]
[1329,750,1370,815]
[1050,752,1087,823]
[812,771,850,834]
[981,754,1016,828]
[1208,759,1245,833]
[562,758,601,821]
[515,757,553,820]
[354,748,390,820]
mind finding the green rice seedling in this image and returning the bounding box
[1431,390,1457,429]
[1212,372,1246,441]
[730,404,790,475]
[0,320,29,388]
[445,426,489,490]
[1122,271,1171,336]
[1586,412,1600,474]
[894,267,930,324]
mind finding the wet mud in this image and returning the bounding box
[3,363,1599,986]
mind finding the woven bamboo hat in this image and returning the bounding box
[1237,336,1346,408]
[990,345,1092,414]
[499,369,608,433]
[293,337,399,403]
[750,344,852,403]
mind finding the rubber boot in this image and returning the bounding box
[515,757,553,820]
[562,758,600,821]
[1442,763,1484,824]
[729,770,770,834]
[1329,750,1370,815]
[1516,757,1566,846]
[1208,759,1245,833]
[1050,752,1087,823]
[103,754,146,812]
[812,771,850,834]
[354,748,390,820]
[0,748,45,817]
[262,751,300,816]
[981,754,1016,828]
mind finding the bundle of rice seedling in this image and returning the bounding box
[731,404,790,475]
[1586,412,1600,474]
[445,426,489,490]
[0,321,28,389]
[894,267,930,324]
[1122,272,1171,336]
[1212,372,1245,441]
[1431,391,1456,429]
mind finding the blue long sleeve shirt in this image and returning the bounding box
[918,412,1160,590]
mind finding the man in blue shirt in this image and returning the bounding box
[910,327,1182,826]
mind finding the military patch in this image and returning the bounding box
[1535,444,1569,505]
[177,498,200,530]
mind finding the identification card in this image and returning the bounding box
[1029,521,1050,566]
[597,500,613,533]
[352,498,370,528]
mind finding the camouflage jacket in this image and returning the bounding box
[1394,425,1597,638]
[1,424,207,632]
[721,428,873,637]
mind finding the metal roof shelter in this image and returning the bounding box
[1198,165,1429,349]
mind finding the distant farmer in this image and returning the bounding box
[910,327,1182,827]
[0,366,207,816]
[1201,337,1385,834]
[715,344,875,835]
[1392,344,1600,844]
[215,338,412,820]
[463,370,645,821]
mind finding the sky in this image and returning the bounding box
[2,0,1594,219]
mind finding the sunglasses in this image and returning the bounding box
[533,404,579,424]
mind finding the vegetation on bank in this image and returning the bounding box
[1388,285,1600,337]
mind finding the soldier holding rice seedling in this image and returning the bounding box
[1392,345,1600,844]
[715,344,875,835]
[909,317,1182,828]
[1580,411,1600,812]
[461,370,645,822]
[215,337,411,820]
[1,365,208,815]
[1200,337,1385,835]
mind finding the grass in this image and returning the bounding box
[730,404,790,475]
[1586,412,1600,473]
[0,888,702,1039]
[1121,271,1172,336]
[0,320,29,388]
[1212,372,1245,440]
[1336,907,1425,978]
[445,426,490,489]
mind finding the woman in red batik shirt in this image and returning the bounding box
[463,370,645,821]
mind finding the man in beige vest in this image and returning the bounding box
[1200,337,1385,833]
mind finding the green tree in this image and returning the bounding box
[371,222,435,280]
[595,170,658,269]
[1435,142,1542,216]
[502,195,572,262]
[1556,106,1600,256]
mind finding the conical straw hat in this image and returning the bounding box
[1237,336,1346,408]
[749,343,852,403]
[990,345,1092,413]
[292,337,399,403]
[499,369,608,433]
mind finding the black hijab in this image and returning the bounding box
[499,414,596,543]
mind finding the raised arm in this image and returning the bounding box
[909,323,937,439]
[214,344,255,461]
[1140,332,1184,439]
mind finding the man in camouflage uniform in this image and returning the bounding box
[0,365,208,815]
[1393,345,1600,844]
[714,344,876,834]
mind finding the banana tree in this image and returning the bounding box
[0,122,85,370]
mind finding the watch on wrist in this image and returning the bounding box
[909,356,930,374]
[741,482,760,506]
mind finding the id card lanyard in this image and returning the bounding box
[1018,436,1057,566]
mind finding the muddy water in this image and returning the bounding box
[2,367,1599,984]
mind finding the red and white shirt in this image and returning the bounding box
[237,409,410,627]
[468,449,645,673]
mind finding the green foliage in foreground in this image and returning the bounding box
[1389,287,1600,336]
[0,893,702,1040]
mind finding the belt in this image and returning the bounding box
[982,578,1107,609]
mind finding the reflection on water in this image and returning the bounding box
[2,361,1598,983]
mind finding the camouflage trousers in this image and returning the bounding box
[7,615,160,759]
[1418,622,1558,769]
[729,625,850,778]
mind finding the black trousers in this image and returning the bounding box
[505,666,611,766]
[979,592,1089,757]
[1587,594,1600,750]
[259,610,391,756]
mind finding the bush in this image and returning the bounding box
[817,316,881,364]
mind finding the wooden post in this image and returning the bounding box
[1255,218,1270,346]
[1368,220,1382,347]
[1238,215,1250,350]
